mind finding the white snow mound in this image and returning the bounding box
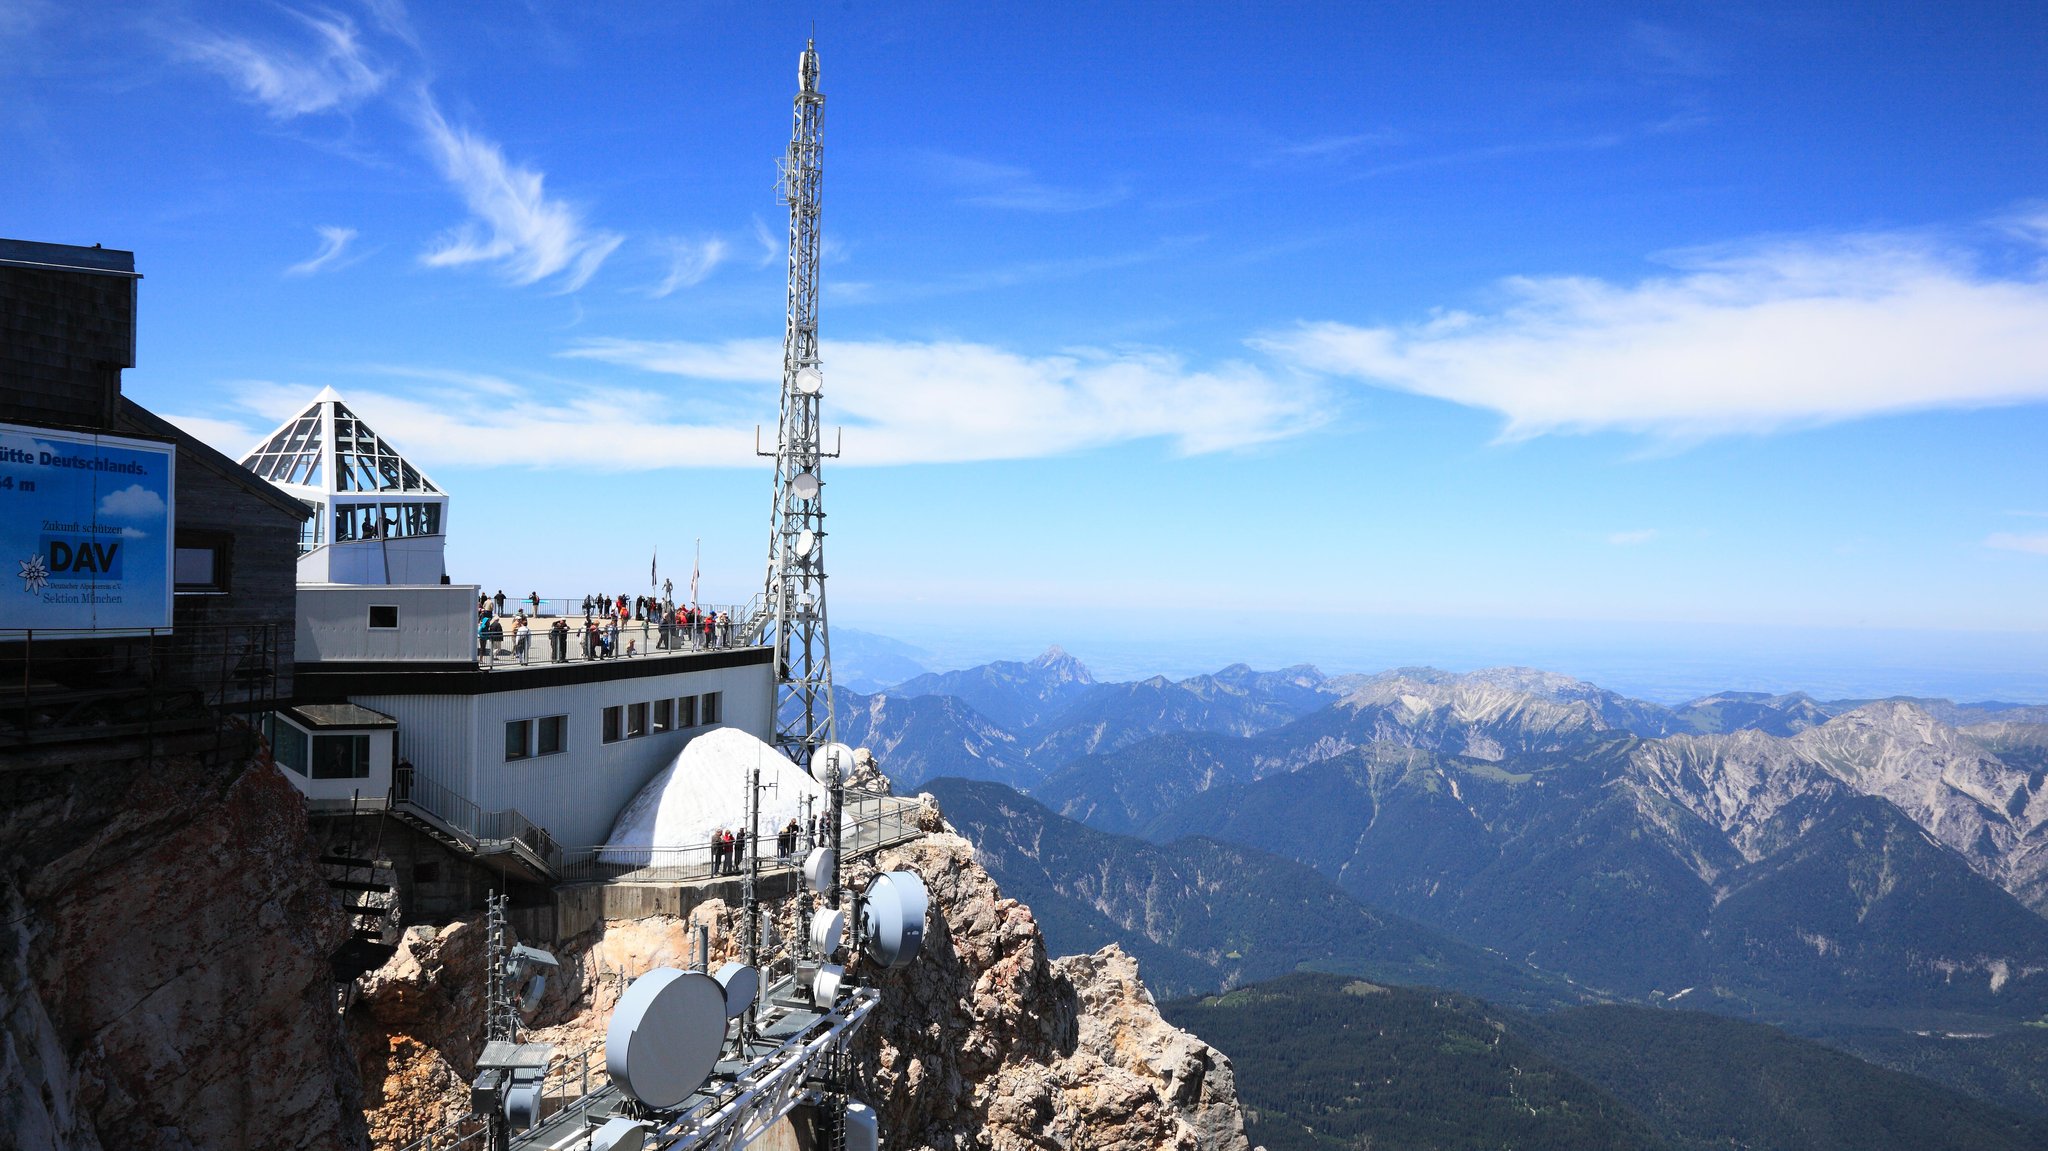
[605,727,827,861]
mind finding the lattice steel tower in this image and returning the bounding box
[757,38,837,764]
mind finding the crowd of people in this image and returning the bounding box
[706,814,827,876]
[473,588,737,665]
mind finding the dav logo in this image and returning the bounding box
[40,535,123,579]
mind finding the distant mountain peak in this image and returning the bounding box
[1032,645,1095,683]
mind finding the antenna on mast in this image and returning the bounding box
[751,35,838,772]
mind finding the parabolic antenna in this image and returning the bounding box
[812,962,845,1004]
[861,870,929,971]
[606,968,727,1109]
[712,961,759,1020]
[795,367,823,395]
[804,846,838,892]
[795,528,816,559]
[810,907,845,956]
[810,742,852,785]
[792,471,821,500]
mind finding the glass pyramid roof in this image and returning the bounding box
[239,389,440,495]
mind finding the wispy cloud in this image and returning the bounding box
[750,215,781,267]
[413,92,623,290]
[1987,532,2048,556]
[175,7,388,119]
[824,237,1199,306]
[1607,529,1660,546]
[556,337,1327,465]
[1258,224,2048,440]
[926,153,1129,213]
[650,236,729,297]
[285,224,359,276]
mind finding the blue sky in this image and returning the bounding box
[6,2,2048,698]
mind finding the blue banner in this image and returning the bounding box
[1,422,175,632]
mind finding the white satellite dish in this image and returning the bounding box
[812,962,845,1004]
[795,529,816,558]
[795,367,823,395]
[712,962,759,1020]
[792,471,820,500]
[862,871,929,971]
[606,968,727,1109]
[804,846,838,892]
[810,907,845,956]
[810,742,852,785]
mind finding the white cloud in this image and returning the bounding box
[98,484,166,520]
[161,412,265,456]
[1258,230,2048,439]
[1987,532,2048,556]
[750,215,781,267]
[926,154,1129,213]
[563,337,1326,464]
[177,8,388,118]
[286,225,358,276]
[414,93,623,290]
[651,237,729,297]
[1606,529,1659,546]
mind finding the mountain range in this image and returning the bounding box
[843,645,2048,1112]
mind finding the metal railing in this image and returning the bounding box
[393,771,563,873]
[472,603,749,670]
[1,622,286,749]
[554,793,924,885]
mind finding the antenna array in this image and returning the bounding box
[755,38,839,767]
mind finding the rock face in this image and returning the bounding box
[853,833,1254,1151]
[348,828,1255,1151]
[0,747,367,1151]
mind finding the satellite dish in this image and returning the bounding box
[810,908,845,956]
[795,367,823,395]
[712,962,758,1020]
[792,471,820,500]
[505,1077,544,1131]
[845,1102,880,1151]
[795,529,816,558]
[812,962,845,1004]
[810,742,852,785]
[606,968,726,1109]
[804,846,838,892]
[592,1118,652,1151]
[861,871,929,971]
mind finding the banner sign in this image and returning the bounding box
[1,421,175,632]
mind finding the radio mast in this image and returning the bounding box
[757,38,837,765]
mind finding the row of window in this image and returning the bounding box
[502,691,723,760]
[268,720,374,779]
[603,692,722,745]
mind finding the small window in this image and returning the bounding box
[311,734,371,779]
[626,702,649,739]
[603,705,623,744]
[701,692,722,726]
[368,605,399,629]
[653,699,673,733]
[677,695,698,729]
[270,717,309,775]
[174,532,230,594]
[505,719,533,761]
[537,715,566,756]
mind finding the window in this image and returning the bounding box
[701,692,722,725]
[268,716,308,775]
[626,702,649,739]
[413,861,441,883]
[537,715,566,755]
[653,698,673,733]
[311,734,371,779]
[677,695,698,729]
[174,533,230,593]
[368,605,399,629]
[505,719,533,761]
[603,705,623,744]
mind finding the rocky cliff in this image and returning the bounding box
[348,815,1256,1151]
[0,745,367,1151]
